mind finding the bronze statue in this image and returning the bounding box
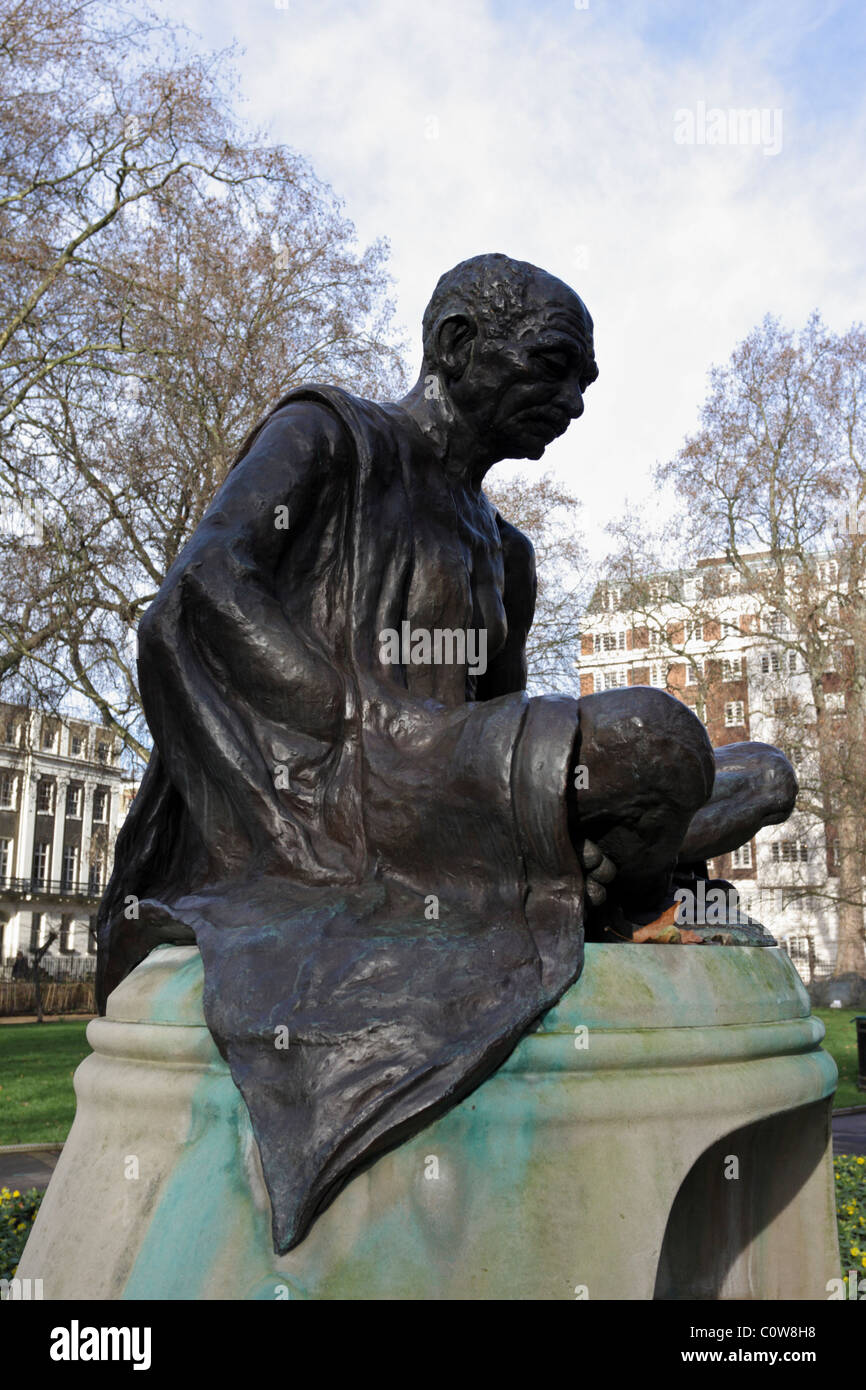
[96,254,796,1252]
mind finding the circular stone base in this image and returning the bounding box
[17,942,840,1300]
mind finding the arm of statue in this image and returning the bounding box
[138,401,352,745]
[676,741,798,864]
[474,513,536,699]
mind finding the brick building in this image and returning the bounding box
[578,557,841,981]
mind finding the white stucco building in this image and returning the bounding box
[0,702,135,970]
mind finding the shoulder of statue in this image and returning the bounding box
[492,509,536,577]
[253,385,398,468]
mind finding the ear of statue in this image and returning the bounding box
[436,313,477,382]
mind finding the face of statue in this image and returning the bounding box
[445,273,595,465]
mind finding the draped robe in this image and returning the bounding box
[97,385,586,1252]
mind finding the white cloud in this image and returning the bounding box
[169,0,866,552]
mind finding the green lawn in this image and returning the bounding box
[0,1008,862,1149]
[0,1019,93,1145]
[814,1008,864,1110]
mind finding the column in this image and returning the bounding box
[79,780,95,892]
[14,769,36,883]
[52,775,69,891]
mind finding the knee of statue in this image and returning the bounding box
[575,687,716,826]
[750,741,799,821]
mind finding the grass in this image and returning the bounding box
[0,1019,93,1145]
[814,1008,864,1110]
[0,1007,862,1150]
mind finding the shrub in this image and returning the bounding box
[834,1154,866,1275]
[0,1185,42,1281]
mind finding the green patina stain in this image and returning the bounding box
[121,1070,273,1300]
[119,953,272,1299]
[142,944,206,1027]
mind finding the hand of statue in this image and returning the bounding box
[578,838,617,907]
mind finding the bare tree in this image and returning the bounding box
[0,0,256,425]
[0,1,406,762]
[604,313,866,978]
[485,470,588,696]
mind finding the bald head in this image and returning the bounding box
[422,253,599,392]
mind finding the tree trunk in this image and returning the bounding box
[834,803,866,975]
[31,958,43,1024]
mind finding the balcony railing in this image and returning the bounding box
[1,955,97,981]
[0,876,102,900]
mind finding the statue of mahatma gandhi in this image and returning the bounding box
[97,253,797,1253]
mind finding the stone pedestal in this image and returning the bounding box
[18,942,839,1300]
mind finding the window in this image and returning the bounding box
[88,860,103,894]
[0,837,10,885]
[97,741,109,764]
[760,652,780,674]
[594,632,626,653]
[785,934,813,968]
[650,663,667,688]
[0,772,15,809]
[787,652,799,674]
[32,842,50,888]
[604,669,628,690]
[61,845,78,893]
[65,785,82,818]
[685,661,703,686]
[647,629,665,652]
[722,658,742,681]
[725,701,745,727]
[92,789,109,823]
[769,612,789,635]
[770,840,809,864]
[61,913,75,952]
[35,780,54,814]
[71,734,83,757]
[4,721,16,745]
[731,843,752,869]
[41,724,55,750]
[597,586,623,613]
[29,912,41,951]
[685,620,703,643]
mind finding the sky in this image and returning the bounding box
[165,0,866,557]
